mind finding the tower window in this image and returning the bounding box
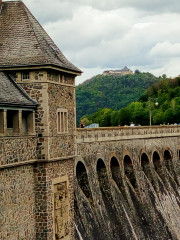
[22,72,29,80]
[57,109,68,133]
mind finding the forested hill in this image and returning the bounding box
[76,72,159,123]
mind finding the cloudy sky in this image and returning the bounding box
[11,0,180,84]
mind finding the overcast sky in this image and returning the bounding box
[10,0,180,84]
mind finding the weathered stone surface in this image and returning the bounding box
[0,165,36,240]
[75,127,180,240]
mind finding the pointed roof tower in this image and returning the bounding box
[0,1,81,74]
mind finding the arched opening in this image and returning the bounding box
[153,151,161,172]
[124,155,137,189]
[152,151,166,193]
[97,159,108,190]
[110,157,124,195]
[97,159,126,238]
[164,150,179,186]
[141,153,152,182]
[76,161,93,204]
[164,150,172,172]
[164,150,171,160]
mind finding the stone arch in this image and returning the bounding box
[164,149,172,172]
[164,149,179,185]
[141,152,150,169]
[96,158,111,193]
[124,155,137,189]
[110,156,124,194]
[152,151,161,172]
[123,151,134,166]
[97,158,107,180]
[97,158,127,238]
[76,161,93,203]
[108,152,121,170]
[141,152,153,183]
[164,149,172,160]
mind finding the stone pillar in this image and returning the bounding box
[0,109,6,133]
[13,110,22,133]
[27,111,35,133]
[19,110,22,133]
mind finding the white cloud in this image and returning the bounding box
[5,0,180,84]
[150,41,180,57]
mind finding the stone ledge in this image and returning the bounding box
[77,133,180,143]
[0,156,75,169]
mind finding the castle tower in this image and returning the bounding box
[0,1,81,239]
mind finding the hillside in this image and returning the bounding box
[82,76,180,127]
[76,72,159,123]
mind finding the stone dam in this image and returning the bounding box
[75,126,180,240]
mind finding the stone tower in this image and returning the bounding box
[0,1,81,239]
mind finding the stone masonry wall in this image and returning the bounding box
[0,135,37,240]
[48,82,76,159]
[33,159,74,240]
[18,70,76,239]
[0,69,76,240]
[20,81,49,160]
[75,126,180,239]
[0,136,37,166]
[0,165,36,240]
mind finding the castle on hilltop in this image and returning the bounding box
[103,66,133,76]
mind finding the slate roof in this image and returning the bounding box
[0,1,81,74]
[0,72,38,108]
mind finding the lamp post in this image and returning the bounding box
[149,97,158,126]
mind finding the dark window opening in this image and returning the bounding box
[7,110,15,128]
[22,72,29,80]
[22,111,34,133]
[7,110,19,133]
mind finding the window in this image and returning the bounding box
[59,74,64,83]
[7,110,19,133]
[22,72,29,80]
[22,111,34,133]
[57,109,68,133]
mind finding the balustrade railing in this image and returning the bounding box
[76,126,180,143]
